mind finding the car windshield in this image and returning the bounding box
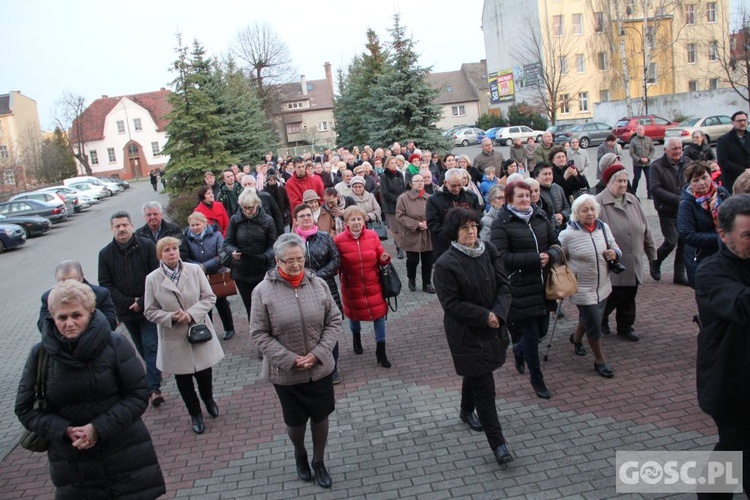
[615,120,630,128]
[677,117,701,127]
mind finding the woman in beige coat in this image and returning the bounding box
[249,233,340,489]
[144,237,224,435]
[396,174,435,293]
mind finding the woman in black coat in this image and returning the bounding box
[293,203,343,384]
[683,130,717,164]
[379,157,407,258]
[223,190,278,320]
[16,280,165,499]
[434,208,513,467]
[490,181,561,400]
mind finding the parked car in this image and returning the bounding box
[494,125,546,146]
[0,222,26,253]
[612,115,676,144]
[443,124,474,137]
[664,115,733,145]
[63,176,113,196]
[476,127,502,144]
[100,176,130,190]
[553,122,614,148]
[10,191,73,215]
[98,179,123,195]
[65,181,109,200]
[547,124,575,140]
[0,199,68,223]
[39,186,96,207]
[453,127,485,147]
[0,213,51,237]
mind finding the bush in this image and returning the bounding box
[476,113,508,130]
[165,192,198,229]
[507,102,547,130]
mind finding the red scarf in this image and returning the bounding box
[278,267,304,288]
[583,222,597,233]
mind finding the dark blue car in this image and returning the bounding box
[0,222,26,253]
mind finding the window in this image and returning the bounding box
[553,15,564,36]
[597,52,607,71]
[116,120,125,134]
[560,56,568,74]
[0,121,4,137]
[576,54,586,73]
[600,89,610,102]
[731,37,737,51]
[710,78,719,90]
[685,4,695,25]
[445,85,453,93]
[559,94,570,114]
[3,170,15,185]
[709,41,718,61]
[707,2,717,23]
[151,142,160,155]
[89,150,99,165]
[452,105,466,117]
[133,118,142,131]
[689,81,698,92]
[594,12,605,33]
[579,92,589,112]
[128,143,138,157]
[287,101,305,110]
[0,145,8,159]
[572,14,583,35]
[688,43,697,63]
[287,123,301,134]
[107,148,116,163]
[647,63,658,84]
[317,121,329,132]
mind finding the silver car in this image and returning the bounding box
[664,115,732,144]
[10,191,73,214]
[453,127,485,147]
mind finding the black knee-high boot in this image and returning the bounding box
[352,332,363,354]
[375,341,391,368]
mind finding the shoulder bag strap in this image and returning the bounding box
[172,291,196,326]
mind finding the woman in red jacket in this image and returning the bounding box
[195,186,230,236]
[334,205,392,367]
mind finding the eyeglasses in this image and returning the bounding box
[459,223,479,231]
[447,183,462,189]
[242,205,258,212]
[297,213,313,218]
[735,119,748,123]
[279,257,305,264]
[493,196,505,201]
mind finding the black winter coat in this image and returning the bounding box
[98,236,159,322]
[223,211,277,285]
[434,243,512,377]
[135,220,183,243]
[426,189,481,258]
[552,165,590,201]
[258,191,285,236]
[302,230,342,311]
[490,206,561,321]
[695,247,750,422]
[649,154,686,217]
[683,142,716,163]
[379,169,406,214]
[263,184,291,227]
[716,130,750,192]
[38,281,117,333]
[16,311,165,499]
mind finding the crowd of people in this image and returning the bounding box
[15,110,750,494]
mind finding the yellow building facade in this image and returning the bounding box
[0,91,41,188]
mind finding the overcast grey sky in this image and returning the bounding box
[1,0,486,130]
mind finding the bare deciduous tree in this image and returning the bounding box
[54,90,91,175]
[709,2,750,110]
[231,22,296,119]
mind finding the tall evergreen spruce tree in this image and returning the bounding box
[162,36,233,192]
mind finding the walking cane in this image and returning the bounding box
[543,299,564,362]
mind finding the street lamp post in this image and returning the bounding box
[620,26,648,115]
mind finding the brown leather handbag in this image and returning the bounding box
[544,246,578,300]
[208,271,237,298]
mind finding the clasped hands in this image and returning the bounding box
[172,309,192,324]
[293,353,319,371]
[487,312,500,329]
[66,423,97,450]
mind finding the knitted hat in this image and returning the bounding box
[598,152,620,172]
[302,189,320,203]
[602,163,627,185]
[350,176,366,186]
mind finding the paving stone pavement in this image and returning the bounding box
[0,197,723,499]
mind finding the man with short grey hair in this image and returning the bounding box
[135,201,182,242]
[473,138,504,176]
[37,260,117,332]
[426,168,481,258]
[629,124,655,198]
[533,131,555,166]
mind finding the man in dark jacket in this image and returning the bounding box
[426,168,481,258]
[695,193,750,496]
[98,211,162,406]
[716,111,750,192]
[135,201,182,243]
[649,137,688,285]
[37,260,117,333]
[219,168,242,215]
[536,163,571,233]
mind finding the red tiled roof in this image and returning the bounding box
[70,89,172,143]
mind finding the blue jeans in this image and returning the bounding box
[123,318,162,392]
[513,313,550,386]
[349,317,386,342]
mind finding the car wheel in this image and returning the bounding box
[107,189,114,196]
[0,240,5,254]
[505,138,513,147]
[461,140,469,147]
[579,137,590,148]
[23,227,30,239]
[536,135,543,142]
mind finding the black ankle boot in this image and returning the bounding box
[375,341,391,368]
[408,279,416,292]
[295,454,312,482]
[312,461,332,488]
[352,332,363,355]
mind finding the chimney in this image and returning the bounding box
[102,95,109,98]
[300,75,308,96]
[324,62,334,96]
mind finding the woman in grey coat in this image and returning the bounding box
[250,233,341,489]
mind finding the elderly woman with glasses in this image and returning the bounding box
[480,184,505,243]
[250,233,341,489]
[434,208,513,466]
[396,174,435,293]
[223,190,278,322]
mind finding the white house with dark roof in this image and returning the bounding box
[426,61,490,130]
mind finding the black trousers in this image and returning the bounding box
[236,280,260,320]
[175,367,213,416]
[632,165,651,197]
[697,418,750,499]
[208,296,234,332]
[656,215,685,273]
[405,251,435,285]
[602,285,638,334]
[461,375,505,450]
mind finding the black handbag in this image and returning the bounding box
[368,216,389,241]
[19,348,50,452]
[380,263,402,312]
[173,292,213,344]
[602,224,625,274]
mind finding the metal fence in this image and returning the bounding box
[275,144,335,159]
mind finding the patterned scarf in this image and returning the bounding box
[294,224,318,240]
[451,239,486,258]
[161,260,182,285]
[693,183,722,229]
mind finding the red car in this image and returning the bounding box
[612,115,677,144]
